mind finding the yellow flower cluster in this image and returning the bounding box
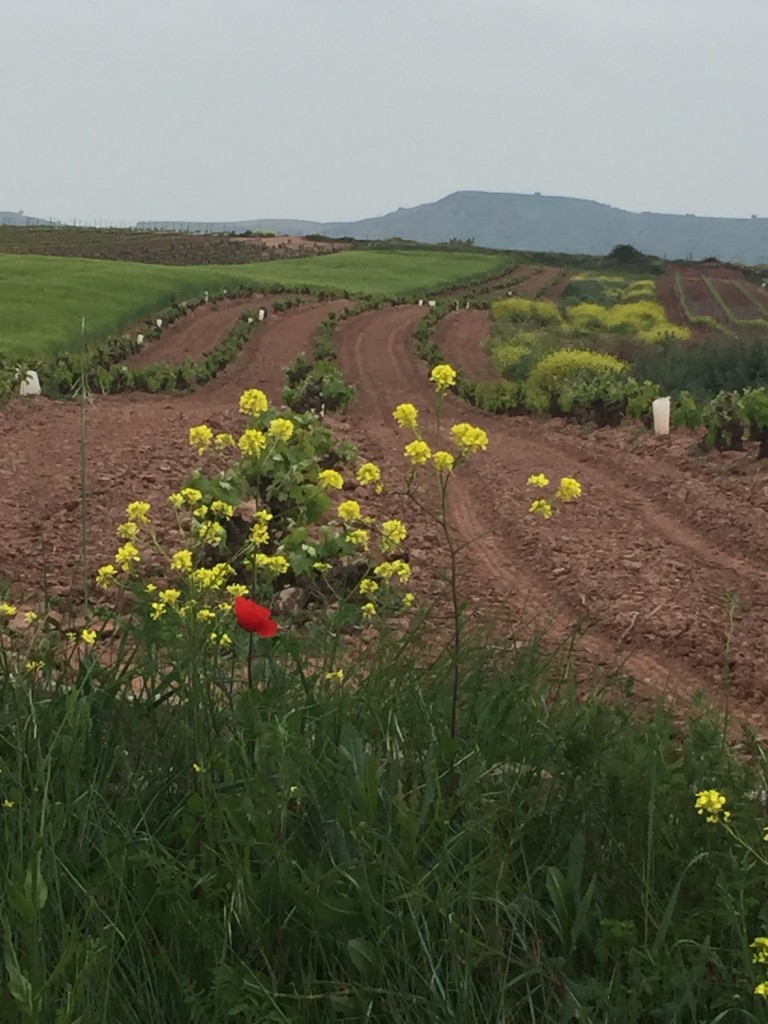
[239,388,269,416]
[96,564,118,589]
[115,542,140,572]
[250,509,273,546]
[357,462,383,493]
[214,432,235,449]
[529,499,553,520]
[197,521,226,546]
[0,603,17,618]
[359,579,379,596]
[189,424,214,455]
[191,564,234,590]
[373,559,411,582]
[150,588,181,620]
[209,500,235,519]
[527,474,549,488]
[393,403,419,430]
[116,521,139,540]
[381,519,407,552]
[450,423,489,454]
[238,429,267,457]
[695,788,731,823]
[347,529,369,550]
[318,469,344,490]
[429,363,457,392]
[556,477,582,503]
[404,440,432,465]
[254,553,289,575]
[169,488,203,509]
[81,629,97,646]
[170,549,194,573]
[361,602,376,619]
[268,417,294,442]
[433,450,454,474]
[126,500,151,523]
[338,500,362,523]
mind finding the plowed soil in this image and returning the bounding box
[5,301,768,731]
[432,311,496,381]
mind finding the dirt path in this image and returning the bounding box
[433,311,496,382]
[334,306,768,729]
[0,302,343,596]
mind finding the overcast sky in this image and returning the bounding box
[3,0,767,224]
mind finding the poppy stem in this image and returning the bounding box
[247,632,254,689]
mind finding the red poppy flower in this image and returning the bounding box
[234,596,278,637]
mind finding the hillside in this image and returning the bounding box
[140,191,768,264]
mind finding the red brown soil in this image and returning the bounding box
[432,311,496,382]
[655,272,690,328]
[512,267,563,297]
[6,299,768,732]
[233,236,346,255]
[126,297,264,368]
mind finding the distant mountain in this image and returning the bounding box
[0,211,53,226]
[15,191,768,263]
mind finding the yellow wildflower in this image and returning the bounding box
[429,363,457,391]
[238,429,267,457]
[217,633,232,647]
[189,424,214,455]
[210,500,235,519]
[450,423,489,454]
[214,432,235,449]
[26,660,44,671]
[318,469,344,490]
[115,542,140,572]
[81,629,97,646]
[192,762,204,773]
[347,529,369,550]
[250,512,271,546]
[381,519,407,552]
[338,500,362,522]
[325,670,344,683]
[529,499,554,520]
[170,549,194,573]
[393,403,419,430]
[755,981,768,998]
[95,564,118,589]
[126,500,151,523]
[0,603,16,618]
[433,450,454,474]
[150,602,167,621]
[361,602,377,618]
[313,561,332,573]
[116,521,139,540]
[527,474,550,488]
[198,521,226,546]
[695,788,731,823]
[751,937,768,965]
[374,560,411,582]
[226,584,249,598]
[268,417,295,442]
[197,608,216,622]
[2,799,14,810]
[403,592,415,607]
[556,477,582,503]
[239,388,269,417]
[254,553,289,575]
[159,589,181,605]
[24,611,38,625]
[360,579,379,596]
[146,583,157,593]
[357,462,383,492]
[404,440,432,465]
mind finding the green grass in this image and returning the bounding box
[0,250,507,358]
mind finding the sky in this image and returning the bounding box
[3,0,768,224]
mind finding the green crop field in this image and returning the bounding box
[0,250,507,358]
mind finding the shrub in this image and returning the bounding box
[524,350,628,415]
[491,297,563,327]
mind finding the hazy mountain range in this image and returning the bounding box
[6,192,768,263]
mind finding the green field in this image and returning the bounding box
[0,250,507,358]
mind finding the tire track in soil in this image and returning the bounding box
[0,302,344,598]
[335,306,768,730]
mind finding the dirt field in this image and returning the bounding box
[4,301,768,730]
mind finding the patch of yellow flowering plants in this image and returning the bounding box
[694,787,768,999]
[92,390,417,651]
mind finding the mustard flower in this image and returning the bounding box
[192,762,204,774]
[450,423,489,454]
[357,462,383,492]
[751,937,768,965]
[26,660,44,671]
[325,670,344,683]
[381,519,407,552]
[695,789,731,823]
[250,522,270,547]
[374,560,411,582]
[168,487,203,510]
[95,564,118,589]
[313,561,332,573]
[0,603,17,618]
[150,602,167,621]
[347,529,369,550]
[433,450,454,474]
[318,469,344,490]
[170,549,194,573]
[189,424,214,455]
[529,499,554,520]
[403,592,415,607]
[755,982,768,998]
[81,629,97,646]
[226,584,249,598]
[214,432,236,449]
[159,589,181,605]
[359,579,379,596]
[361,602,377,618]
[338,500,362,523]
[556,477,582,503]
[430,363,457,391]
[239,388,269,417]
[197,608,216,623]
[254,553,290,575]
[198,521,226,547]
[2,800,14,810]
[527,474,550,488]
[268,417,295,442]
[116,521,139,540]
[210,500,235,519]
[126,500,151,523]
[24,611,38,625]
[404,440,432,465]
[238,429,267,457]
[393,403,419,430]
[115,542,140,572]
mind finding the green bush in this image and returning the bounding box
[524,349,629,415]
[491,297,564,327]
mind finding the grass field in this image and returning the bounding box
[0,250,507,357]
